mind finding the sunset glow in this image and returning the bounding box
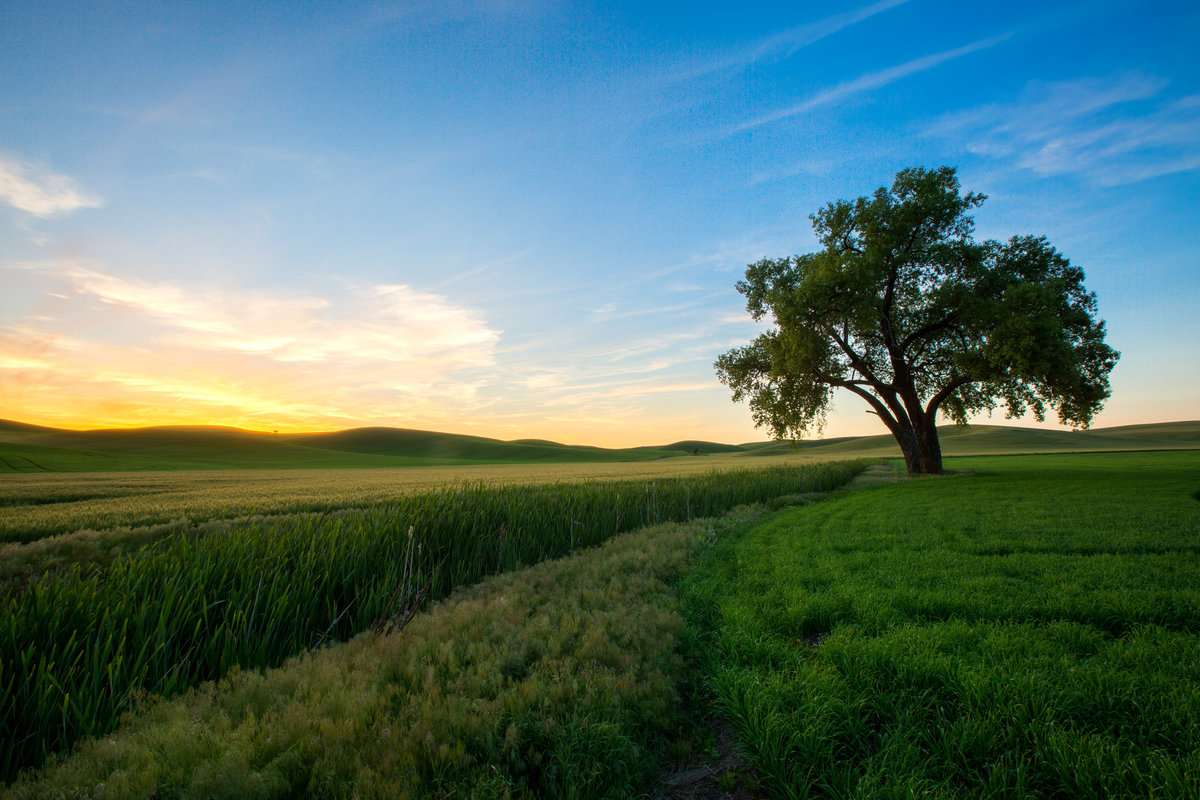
[2,2,1197,446]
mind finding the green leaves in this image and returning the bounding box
[717,166,1118,472]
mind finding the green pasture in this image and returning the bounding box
[0,454,851,546]
[4,509,770,800]
[682,450,1200,798]
[747,420,1200,459]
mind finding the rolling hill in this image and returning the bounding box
[738,421,1200,460]
[0,420,684,472]
[0,418,1196,473]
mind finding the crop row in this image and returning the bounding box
[1,460,866,783]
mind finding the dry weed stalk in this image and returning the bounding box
[371,526,444,636]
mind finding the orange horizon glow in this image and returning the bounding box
[3,257,1191,450]
[6,403,1196,450]
[0,401,767,448]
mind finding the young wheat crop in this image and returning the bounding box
[1,460,867,782]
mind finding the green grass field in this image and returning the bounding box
[0,453,843,545]
[681,450,1200,798]
[743,420,1200,459]
[2,420,1195,546]
[3,511,758,800]
[4,427,1199,797]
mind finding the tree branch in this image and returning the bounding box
[900,311,958,351]
[925,374,974,419]
[828,378,898,429]
[880,217,925,317]
[880,265,898,320]
[826,326,887,389]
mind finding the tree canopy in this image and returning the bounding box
[715,166,1119,474]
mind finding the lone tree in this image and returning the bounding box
[715,166,1119,474]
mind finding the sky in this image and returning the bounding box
[1,0,1197,447]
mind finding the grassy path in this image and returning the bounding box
[5,509,775,799]
[680,451,1200,798]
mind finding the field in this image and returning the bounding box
[3,425,1199,797]
[3,420,1196,545]
[4,510,756,799]
[682,450,1200,797]
[2,418,1197,474]
[0,459,868,786]
[0,455,832,545]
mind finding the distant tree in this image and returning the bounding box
[715,166,1119,474]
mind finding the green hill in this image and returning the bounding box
[0,419,1195,473]
[287,427,678,463]
[734,421,1200,460]
[643,440,751,455]
[0,421,683,472]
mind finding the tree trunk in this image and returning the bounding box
[893,423,922,474]
[915,418,943,475]
[891,418,943,475]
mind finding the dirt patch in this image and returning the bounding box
[653,717,767,799]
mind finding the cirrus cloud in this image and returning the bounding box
[926,72,1200,185]
[0,155,103,217]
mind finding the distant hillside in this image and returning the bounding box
[286,427,679,464]
[734,421,1200,459]
[640,440,754,455]
[0,419,1195,473]
[0,421,686,472]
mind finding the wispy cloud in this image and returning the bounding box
[737,32,1014,132]
[134,1,543,132]
[0,156,103,217]
[0,261,501,430]
[668,0,911,83]
[927,72,1200,186]
[49,264,499,363]
[637,232,803,286]
[589,300,704,321]
[0,256,752,443]
[747,0,911,62]
[432,248,535,290]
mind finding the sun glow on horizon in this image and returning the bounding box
[2,255,1190,447]
[0,258,781,448]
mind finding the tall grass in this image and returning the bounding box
[0,455,832,544]
[1,460,866,783]
[4,508,764,799]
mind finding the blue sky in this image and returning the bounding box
[1,0,1197,445]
